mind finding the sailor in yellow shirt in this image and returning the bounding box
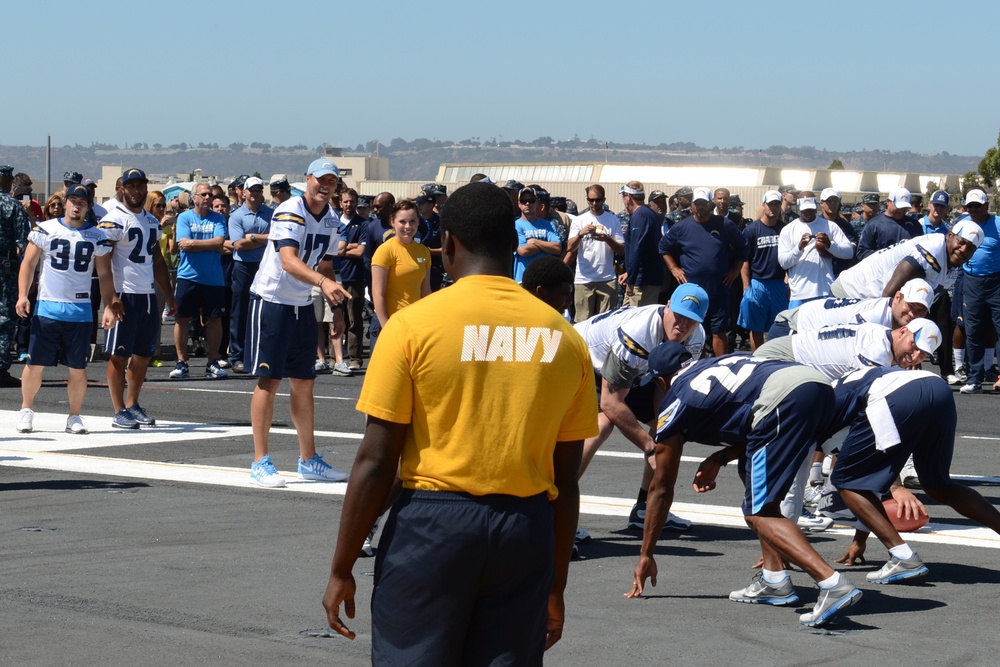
[324,182,599,665]
[369,200,431,353]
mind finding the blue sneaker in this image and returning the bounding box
[298,453,349,482]
[627,501,692,531]
[112,408,140,430]
[250,455,286,488]
[169,360,189,379]
[127,403,155,426]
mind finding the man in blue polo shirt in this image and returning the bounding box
[227,177,273,373]
[513,187,561,283]
[337,188,367,370]
[621,180,664,307]
[660,186,747,357]
[958,189,1000,393]
[170,182,228,379]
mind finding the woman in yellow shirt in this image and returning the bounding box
[370,200,431,351]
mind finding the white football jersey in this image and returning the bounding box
[250,196,341,306]
[29,219,112,304]
[791,322,893,381]
[837,234,950,298]
[98,203,163,294]
[784,297,891,332]
[574,305,706,376]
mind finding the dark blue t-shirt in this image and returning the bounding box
[658,214,748,286]
[857,213,921,260]
[655,354,799,445]
[742,219,784,281]
[623,205,664,287]
[364,218,394,274]
[338,214,367,284]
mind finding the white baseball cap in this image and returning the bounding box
[243,177,264,190]
[692,186,713,203]
[951,219,985,247]
[797,197,817,211]
[820,188,841,201]
[965,189,989,206]
[898,278,934,312]
[888,187,912,209]
[906,318,942,354]
[763,190,782,204]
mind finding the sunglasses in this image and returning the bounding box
[587,197,605,203]
[519,198,537,205]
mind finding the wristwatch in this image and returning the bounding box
[249,234,256,242]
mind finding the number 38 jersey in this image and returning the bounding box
[29,219,113,305]
[97,204,162,294]
[251,196,340,306]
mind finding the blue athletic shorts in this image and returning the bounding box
[106,293,159,359]
[244,295,317,380]
[371,489,553,666]
[175,278,225,319]
[738,278,789,333]
[594,373,658,424]
[27,316,90,369]
[742,380,834,516]
[832,376,955,493]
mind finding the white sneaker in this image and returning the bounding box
[900,455,920,489]
[16,408,34,433]
[65,415,88,434]
[360,516,382,557]
[798,510,833,532]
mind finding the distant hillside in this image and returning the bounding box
[0,138,981,184]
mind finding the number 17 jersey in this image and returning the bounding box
[251,196,340,306]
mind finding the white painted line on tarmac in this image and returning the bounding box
[3,410,999,549]
[148,386,354,401]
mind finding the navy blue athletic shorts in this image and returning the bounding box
[174,278,225,319]
[106,292,159,359]
[371,489,553,666]
[832,376,955,493]
[742,380,834,516]
[27,316,90,369]
[244,295,317,380]
[595,373,657,424]
[950,271,964,326]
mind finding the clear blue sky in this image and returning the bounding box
[7,0,999,157]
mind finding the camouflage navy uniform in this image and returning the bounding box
[0,187,31,374]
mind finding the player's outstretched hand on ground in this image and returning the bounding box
[625,555,657,598]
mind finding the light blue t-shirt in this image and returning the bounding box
[964,214,1000,277]
[514,217,560,282]
[176,209,227,286]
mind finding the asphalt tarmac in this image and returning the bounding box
[4,353,1000,666]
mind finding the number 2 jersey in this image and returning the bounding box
[28,219,113,321]
[97,204,163,294]
[250,196,341,306]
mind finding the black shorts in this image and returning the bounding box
[175,278,225,319]
[372,489,553,665]
[107,293,158,358]
[27,316,90,369]
[244,295,317,380]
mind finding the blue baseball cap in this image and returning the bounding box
[639,342,694,386]
[64,184,91,201]
[306,158,339,178]
[930,190,950,207]
[121,168,147,184]
[668,283,709,323]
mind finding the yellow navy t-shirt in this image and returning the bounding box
[371,236,430,317]
[357,274,599,499]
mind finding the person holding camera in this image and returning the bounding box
[566,184,624,321]
[777,190,854,309]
